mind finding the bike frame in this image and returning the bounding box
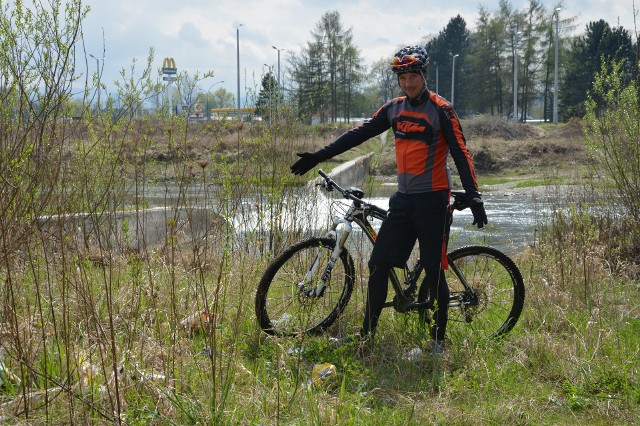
[308,170,476,313]
[257,170,524,338]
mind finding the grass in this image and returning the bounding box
[1,117,639,424]
[479,175,576,189]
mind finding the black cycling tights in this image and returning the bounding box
[362,265,449,342]
[418,268,449,341]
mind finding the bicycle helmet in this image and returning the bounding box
[390,45,429,75]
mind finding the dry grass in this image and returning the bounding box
[1,117,639,424]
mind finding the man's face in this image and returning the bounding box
[398,72,424,99]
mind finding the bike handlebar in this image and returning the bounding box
[317,169,353,199]
[316,169,470,213]
[317,169,387,217]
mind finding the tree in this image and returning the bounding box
[289,10,364,123]
[585,60,640,220]
[518,0,548,121]
[209,88,235,109]
[561,20,636,119]
[425,15,471,115]
[466,6,508,115]
[0,0,88,256]
[255,71,280,121]
[290,40,326,123]
[369,58,398,105]
[174,70,213,115]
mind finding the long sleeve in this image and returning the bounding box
[316,104,392,160]
[438,104,479,195]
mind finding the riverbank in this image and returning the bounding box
[287,116,589,194]
[120,116,588,188]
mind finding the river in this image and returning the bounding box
[134,181,558,256]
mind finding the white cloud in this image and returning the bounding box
[77,0,636,101]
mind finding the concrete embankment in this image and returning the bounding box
[38,206,227,252]
[39,153,374,251]
[310,152,373,189]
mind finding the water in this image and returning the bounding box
[137,182,555,255]
[450,191,552,253]
[353,190,552,254]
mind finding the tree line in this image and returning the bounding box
[259,1,638,123]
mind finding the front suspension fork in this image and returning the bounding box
[298,220,352,298]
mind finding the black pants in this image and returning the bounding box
[362,191,450,341]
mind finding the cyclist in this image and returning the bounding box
[290,45,487,354]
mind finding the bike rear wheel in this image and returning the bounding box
[255,237,355,337]
[445,245,525,340]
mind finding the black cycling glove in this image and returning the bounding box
[467,194,488,229]
[291,152,322,176]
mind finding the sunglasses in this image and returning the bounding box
[390,54,420,67]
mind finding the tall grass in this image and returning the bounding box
[1,3,639,424]
[2,111,639,424]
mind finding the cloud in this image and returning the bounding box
[177,22,211,48]
[75,0,635,102]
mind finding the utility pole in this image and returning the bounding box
[450,53,459,106]
[236,24,243,120]
[553,8,561,123]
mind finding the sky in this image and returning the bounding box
[77,0,637,104]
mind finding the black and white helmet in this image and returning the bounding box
[390,45,429,75]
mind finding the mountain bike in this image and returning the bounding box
[255,169,525,341]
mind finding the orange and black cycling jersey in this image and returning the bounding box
[315,90,479,195]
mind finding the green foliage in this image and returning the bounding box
[585,59,640,221]
[290,10,365,123]
[562,20,637,119]
[255,71,280,120]
[426,15,471,111]
[0,0,88,256]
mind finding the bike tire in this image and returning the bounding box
[255,237,355,337]
[445,245,525,339]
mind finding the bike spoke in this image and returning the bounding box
[256,238,354,336]
[445,246,524,340]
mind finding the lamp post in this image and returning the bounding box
[206,80,224,119]
[88,53,104,113]
[553,8,561,123]
[236,24,243,120]
[272,45,284,120]
[450,53,459,106]
[513,31,521,122]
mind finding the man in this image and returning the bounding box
[290,45,487,354]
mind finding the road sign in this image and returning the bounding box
[162,57,177,75]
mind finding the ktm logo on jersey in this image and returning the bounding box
[397,121,426,133]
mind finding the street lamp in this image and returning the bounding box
[272,45,284,120]
[450,53,459,106]
[513,31,521,122]
[206,80,224,119]
[553,8,561,123]
[88,53,105,113]
[236,24,243,120]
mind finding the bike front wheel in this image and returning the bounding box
[445,245,525,340]
[255,237,355,337]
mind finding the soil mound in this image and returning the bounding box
[463,115,542,140]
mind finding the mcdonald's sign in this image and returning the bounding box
[162,57,177,75]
